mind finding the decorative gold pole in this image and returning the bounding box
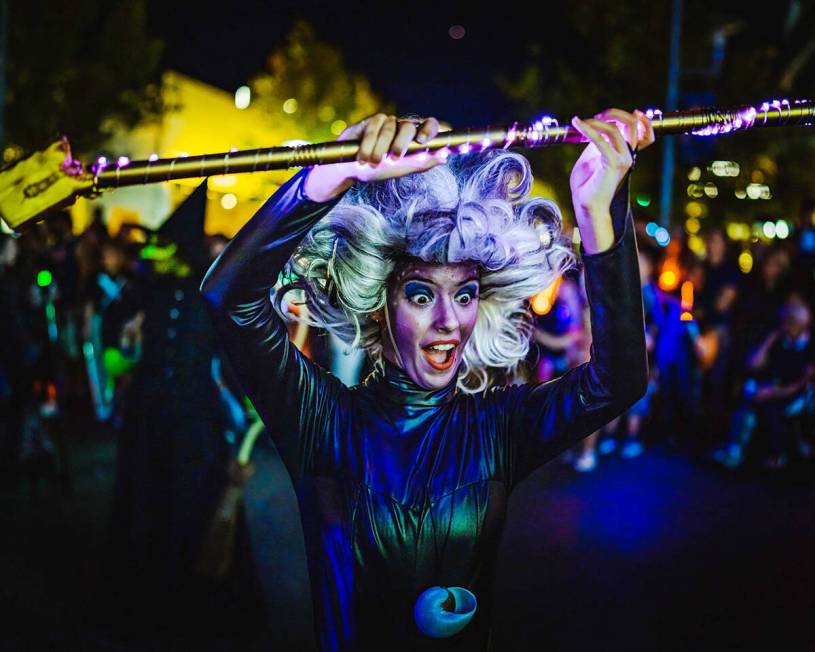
[96,99,815,190]
[1,99,813,230]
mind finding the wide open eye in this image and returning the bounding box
[404,281,434,306]
[410,293,432,306]
[455,285,479,306]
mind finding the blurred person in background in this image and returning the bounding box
[598,242,661,460]
[106,184,230,631]
[733,246,791,364]
[696,228,741,445]
[0,235,32,485]
[652,259,704,449]
[81,237,136,426]
[531,272,588,384]
[717,294,815,470]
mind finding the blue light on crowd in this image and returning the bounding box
[645,222,658,237]
[655,227,671,247]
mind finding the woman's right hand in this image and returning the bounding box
[304,113,446,202]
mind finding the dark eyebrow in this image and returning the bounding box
[401,275,480,288]
[400,275,435,285]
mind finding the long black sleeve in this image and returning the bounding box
[200,169,349,480]
[503,177,649,485]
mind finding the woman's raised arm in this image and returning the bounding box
[501,109,654,485]
[200,168,349,479]
[200,114,445,479]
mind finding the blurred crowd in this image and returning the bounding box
[1,197,814,617]
[2,203,815,498]
[0,186,265,627]
[525,212,815,473]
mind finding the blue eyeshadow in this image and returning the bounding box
[404,281,433,299]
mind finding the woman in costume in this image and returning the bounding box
[201,108,654,650]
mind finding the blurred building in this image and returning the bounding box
[71,70,301,238]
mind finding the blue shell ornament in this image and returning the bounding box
[413,586,477,638]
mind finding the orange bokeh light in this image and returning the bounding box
[531,276,562,316]
[680,280,694,312]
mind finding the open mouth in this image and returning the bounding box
[421,341,458,371]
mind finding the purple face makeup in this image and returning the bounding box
[381,260,480,390]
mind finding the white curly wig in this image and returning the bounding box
[275,150,576,393]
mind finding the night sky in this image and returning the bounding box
[144,1,573,126]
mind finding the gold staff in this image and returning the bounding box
[2,99,812,231]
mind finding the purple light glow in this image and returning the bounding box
[481,138,492,149]
[148,153,159,162]
[92,156,109,175]
[691,102,767,137]
[504,124,518,149]
[458,143,471,154]
[117,156,130,167]
[529,115,558,145]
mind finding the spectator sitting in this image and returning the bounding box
[717,294,815,469]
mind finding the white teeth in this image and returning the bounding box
[428,343,455,351]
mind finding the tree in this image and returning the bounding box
[248,20,391,145]
[497,1,815,227]
[6,0,164,157]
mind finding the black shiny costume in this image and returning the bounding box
[201,168,647,651]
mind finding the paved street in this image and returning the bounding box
[2,435,813,650]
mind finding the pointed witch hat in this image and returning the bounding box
[156,181,209,272]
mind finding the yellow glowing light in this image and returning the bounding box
[703,183,718,198]
[319,105,336,122]
[738,251,753,274]
[686,184,704,198]
[331,119,348,136]
[531,294,551,315]
[710,161,740,177]
[746,183,771,200]
[220,193,238,210]
[659,269,678,291]
[531,276,562,316]
[726,223,750,241]
[735,189,747,199]
[3,145,22,163]
[685,201,704,218]
[234,85,251,110]
[688,235,705,256]
[687,167,702,181]
[775,220,790,239]
[211,175,238,188]
[283,98,299,114]
[680,311,693,321]
[685,217,701,234]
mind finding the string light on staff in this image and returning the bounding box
[3,99,815,231]
[85,98,815,187]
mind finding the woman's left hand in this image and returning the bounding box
[569,109,655,246]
